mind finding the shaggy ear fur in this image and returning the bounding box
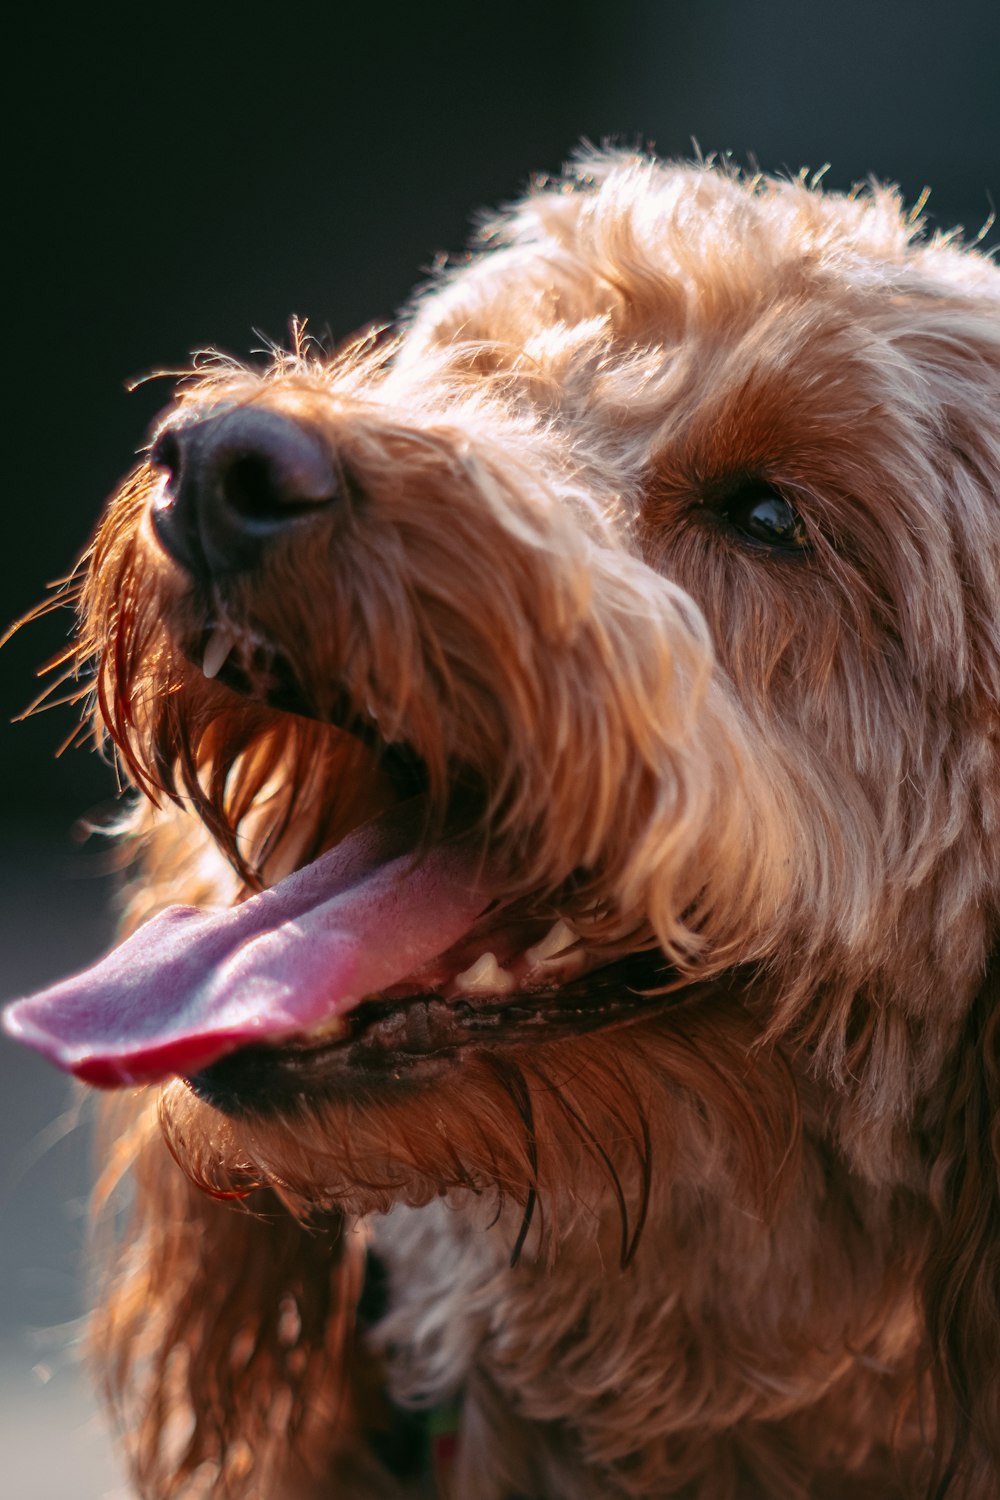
[90,1094,374,1500]
[924,952,1000,1499]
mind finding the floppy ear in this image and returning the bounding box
[923,951,1000,1498]
[90,1093,374,1500]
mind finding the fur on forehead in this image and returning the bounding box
[402,149,1000,360]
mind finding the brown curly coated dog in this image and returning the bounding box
[6,151,1000,1499]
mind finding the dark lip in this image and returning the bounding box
[187,948,676,1118]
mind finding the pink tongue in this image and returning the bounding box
[3,801,492,1087]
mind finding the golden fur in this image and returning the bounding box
[54,153,1000,1496]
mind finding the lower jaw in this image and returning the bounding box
[188,948,676,1118]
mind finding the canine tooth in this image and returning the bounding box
[203,626,239,680]
[305,1014,347,1041]
[526,919,576,965]
[454,952,517,995]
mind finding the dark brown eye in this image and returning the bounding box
[718,481,808,553]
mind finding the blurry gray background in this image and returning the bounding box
[4,2,998,1494]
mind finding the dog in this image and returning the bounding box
[5,150,1000,1499]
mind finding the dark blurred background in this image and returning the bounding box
[3,3,998,1494]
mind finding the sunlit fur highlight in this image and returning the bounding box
[58,152,1000,1496]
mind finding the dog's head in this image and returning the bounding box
[10,156,1000,1196]
[7,149,1000,1497]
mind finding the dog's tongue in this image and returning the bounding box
[3,801,492,1087]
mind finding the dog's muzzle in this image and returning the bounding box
[150,407,338,577]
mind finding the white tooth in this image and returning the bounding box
[305,1013,347,1041]
[525,919,576,966]
[454,951,517,995]
[203,626,239,680]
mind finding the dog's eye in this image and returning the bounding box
[717,482,808,553]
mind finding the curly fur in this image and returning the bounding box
[44,152,1000,1496]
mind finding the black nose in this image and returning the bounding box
[149,407,338,576]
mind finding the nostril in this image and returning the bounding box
[206,408,338,531]
[150,427,181,483]
[223,452,288,521]
[221,450,334,525]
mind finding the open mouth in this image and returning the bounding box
[3,624,672,1104]
[196,620,431,795]
[190,946,673,1115]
